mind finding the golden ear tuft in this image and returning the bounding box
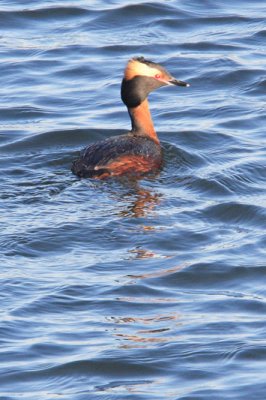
[124,57,160,80]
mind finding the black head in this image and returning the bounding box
[121,56,189,108]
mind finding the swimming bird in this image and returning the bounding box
[72,56,189,179]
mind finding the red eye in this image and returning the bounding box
[155,74,161,79]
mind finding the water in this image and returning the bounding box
[1,0,266,399]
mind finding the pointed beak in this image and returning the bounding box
[168,78,190,87]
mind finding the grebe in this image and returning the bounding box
[72,57,189,179]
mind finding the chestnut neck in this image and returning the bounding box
[128,99,159,144]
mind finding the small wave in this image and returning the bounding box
[0,128,116,153]
[0,5,92,21]
[202,202,266,227]
[0,105,55,121]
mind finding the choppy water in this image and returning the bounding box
[1,0,266,399]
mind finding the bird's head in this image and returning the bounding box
[121,56,189,108]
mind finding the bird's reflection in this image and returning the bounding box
[117,182,161,218]
[85,175,162,218]
[109,312,183,348]
[128,247,169,260]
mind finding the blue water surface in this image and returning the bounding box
[1,0,266,399]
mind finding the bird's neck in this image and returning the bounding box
[128,99,159,144]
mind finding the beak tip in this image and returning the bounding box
[169,78,190,87]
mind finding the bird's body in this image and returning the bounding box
[72,133,162,179]
[72,57,189,179]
